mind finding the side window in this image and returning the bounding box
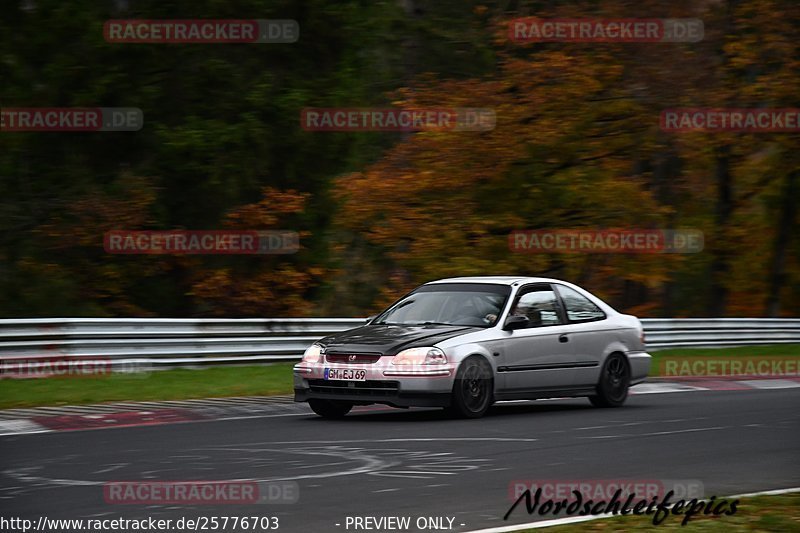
[556,285,606,322]
[510,288,563,327]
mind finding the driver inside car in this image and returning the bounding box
[509,304,543,327]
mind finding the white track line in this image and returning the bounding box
[729,487,800,498]
[0,419,50,436]
[738,379,800,389]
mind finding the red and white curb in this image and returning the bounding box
[1,379,798,436]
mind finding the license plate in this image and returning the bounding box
[324,368,367,381]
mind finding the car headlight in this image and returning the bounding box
[301,344,323,363]
[392,347,447,365]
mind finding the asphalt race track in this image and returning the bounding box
[2,388,798,532]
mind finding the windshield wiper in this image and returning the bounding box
[416,321,451,326]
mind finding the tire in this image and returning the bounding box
[447,356,494,418]
[589,353,630,407]
[308,399,353,418]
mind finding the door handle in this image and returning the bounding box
[559,334,569,343]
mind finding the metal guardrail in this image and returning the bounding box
[0,318,798,369]
[642,318,800,349]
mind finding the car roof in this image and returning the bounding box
[425,276,563,286]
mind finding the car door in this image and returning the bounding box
[552,284,614,387]
[498,284,576,393]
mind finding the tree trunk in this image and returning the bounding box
[652,146,682,316]
[709,144,732,316]
[765,170,798,316]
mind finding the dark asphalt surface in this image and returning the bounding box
[1,389,798,532]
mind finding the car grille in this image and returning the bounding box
[308,379,399,397]
[325,353,382,364]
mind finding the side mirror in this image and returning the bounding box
[503,315,530,331]
[365,314,377,324]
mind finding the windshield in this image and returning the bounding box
[374,283,511,327]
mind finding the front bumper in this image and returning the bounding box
[293,358,455,408]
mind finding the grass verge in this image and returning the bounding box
[0,344,798,409]
[651,343,800,359]
[0,363,295,409]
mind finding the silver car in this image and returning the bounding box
[294,277,651,418]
